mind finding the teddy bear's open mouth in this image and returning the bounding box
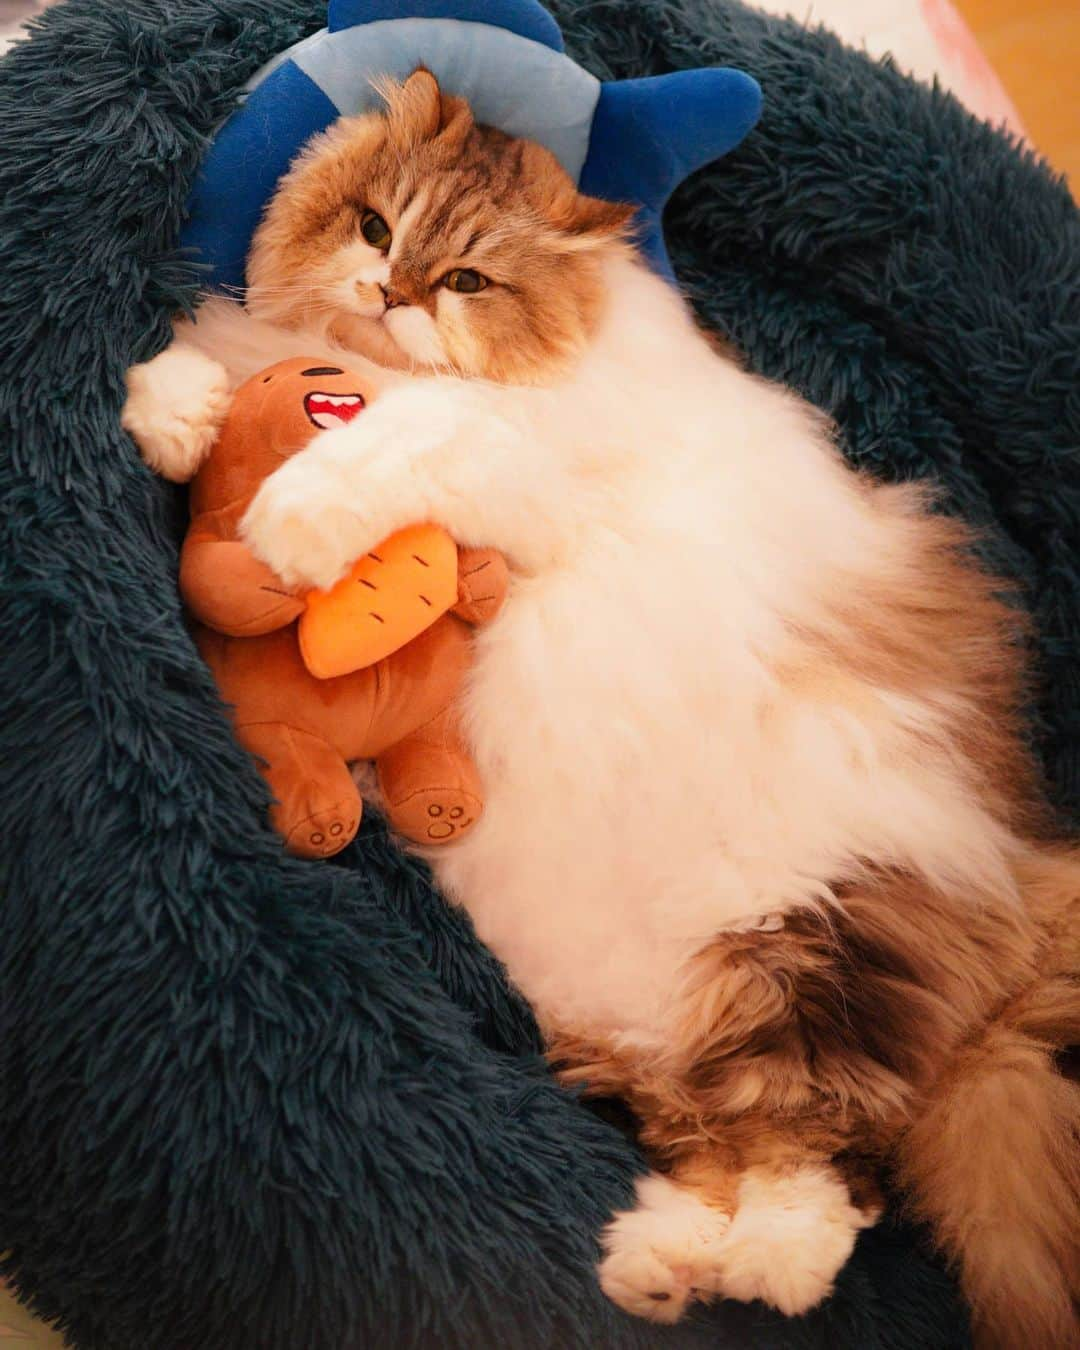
[304,392,365,430]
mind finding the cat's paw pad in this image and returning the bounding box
[598,1246,695,1324]
[122,347,231,481]
[715,1166,864,1316]
[598,1174,732,1324]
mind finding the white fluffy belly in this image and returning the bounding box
[432,795,698,1042]
[428,574,729,1044]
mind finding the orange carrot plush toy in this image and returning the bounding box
[179,357,508,859]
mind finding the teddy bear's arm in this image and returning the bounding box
[180,527,306,638]
[452,548,510,627]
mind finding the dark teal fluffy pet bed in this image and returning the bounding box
[1,2,1078,1347]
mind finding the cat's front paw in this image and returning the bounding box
[241,453,364,592]
[122,346,231,481]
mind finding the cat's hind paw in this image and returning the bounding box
[598,1173,731,1324]
[714,1165,868,1316]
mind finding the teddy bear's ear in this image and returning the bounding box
[121,348,232,484]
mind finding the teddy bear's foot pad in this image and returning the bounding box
[236,722,363,859]
[283,800,361,859]
[390,789,482,846]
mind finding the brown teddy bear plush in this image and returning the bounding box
[179,356,508,859]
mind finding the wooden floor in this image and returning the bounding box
[953,0,1079,191]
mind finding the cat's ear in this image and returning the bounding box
[563,193,636,243]
[549,190,635,254]
[436,92,474,148]
[381,68,473,151]
[381,67,443,148]
[524,148,634,250]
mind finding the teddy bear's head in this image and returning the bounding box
[190,357,380,515]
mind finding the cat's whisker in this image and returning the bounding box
[242,281,332,295]
[240,277,344,305]
[441,355,469,381]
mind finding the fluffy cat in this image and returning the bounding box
[125,71,1080,1348]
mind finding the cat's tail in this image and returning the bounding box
[898,848,1080,1350]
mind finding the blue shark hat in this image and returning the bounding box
[181,0,762,289]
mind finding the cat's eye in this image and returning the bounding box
[443,268,488,294]
[360,210,391,250]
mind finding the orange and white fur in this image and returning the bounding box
[125,72,1080,1348]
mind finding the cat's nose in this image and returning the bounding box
[380,284,408,310]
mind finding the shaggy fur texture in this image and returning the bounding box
[1,1,1078,1349]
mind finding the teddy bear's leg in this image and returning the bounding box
[237,722,362,859]
[376,707,484,847]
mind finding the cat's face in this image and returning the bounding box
[247,70,633,384]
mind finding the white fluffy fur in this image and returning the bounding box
[599,1165,868,1321]
[385,303,447,366]
[172,298,390,393]
[599,1173,732,1323]
[121,345,232,482]
[716,1166,871,1314]
[336,239,391,307]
